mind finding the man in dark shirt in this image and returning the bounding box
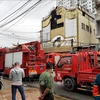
[38,62,54,100]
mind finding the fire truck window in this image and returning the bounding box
[49,55,52,58]
[84,57,86,62]
[58,56,72,68]
[0,52,2,57]
[97,55,100,68]
[45,55,48,59]
[90,55,94,67]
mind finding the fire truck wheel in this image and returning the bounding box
[64,78,76,91]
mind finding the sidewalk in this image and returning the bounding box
[0,79,70,100]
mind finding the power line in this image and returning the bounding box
[0,11,39,32]
[0,27,41,33]
[0,36,33,41]
[0,0,22,18]
[0,0,43,28]
[2,0,33,25]
[1,29,41,34]
[30,0,53,15]
[0,0,51,32]
[0,0,32,23]
[0,32,38,41]
[0,32,34,39]
[0,0,54,32]
[1,13,30,32]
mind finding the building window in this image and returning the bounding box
[57,22,64,28]
[82,11,85,16]
[82,23,85,30]
[90,26,92,33]
[57,15,61,19]
[94,29,95,34]
[86,25,89,32]
[93,11,95,13]
[49,55,52,58]
[0,52,2,57]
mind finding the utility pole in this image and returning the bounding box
[77,0,79,8]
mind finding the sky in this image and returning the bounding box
[0,0,56,47]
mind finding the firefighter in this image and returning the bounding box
[38,62,54,100]
[93,74,100,100]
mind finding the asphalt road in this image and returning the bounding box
[53,82,94,100]
[24,80,94,100]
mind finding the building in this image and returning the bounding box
[80,0,87,9]
[41,7,98,53]
[56,0,77,9]
[56,0,96,13]
[87,0,95,13]
[95,0,100,43]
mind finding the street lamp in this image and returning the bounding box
[12,33,19,45]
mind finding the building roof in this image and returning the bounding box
[42,6,94,22]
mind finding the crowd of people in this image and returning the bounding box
[9,62,54,100]
[8,60,100,100]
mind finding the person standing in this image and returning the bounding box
[38,62,54,100]
[93,74,100,100]
[9,62,26,100]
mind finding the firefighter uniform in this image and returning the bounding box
[93,74,100,100]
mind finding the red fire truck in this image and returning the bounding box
[0,41,46,78]
[54,48,100,92]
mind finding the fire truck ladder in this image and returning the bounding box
[28,45,35,51]
[28,45,36,66]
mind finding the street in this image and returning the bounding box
[24,79,94,100]
[53,82,93,100]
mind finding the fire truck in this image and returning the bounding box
[54,47,100,92]
[0,41,46,78]
[45,53,63,69]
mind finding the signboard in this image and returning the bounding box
[43,37,77,48]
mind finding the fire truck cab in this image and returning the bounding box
[45,53,62,68]
[54,50,100,91]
